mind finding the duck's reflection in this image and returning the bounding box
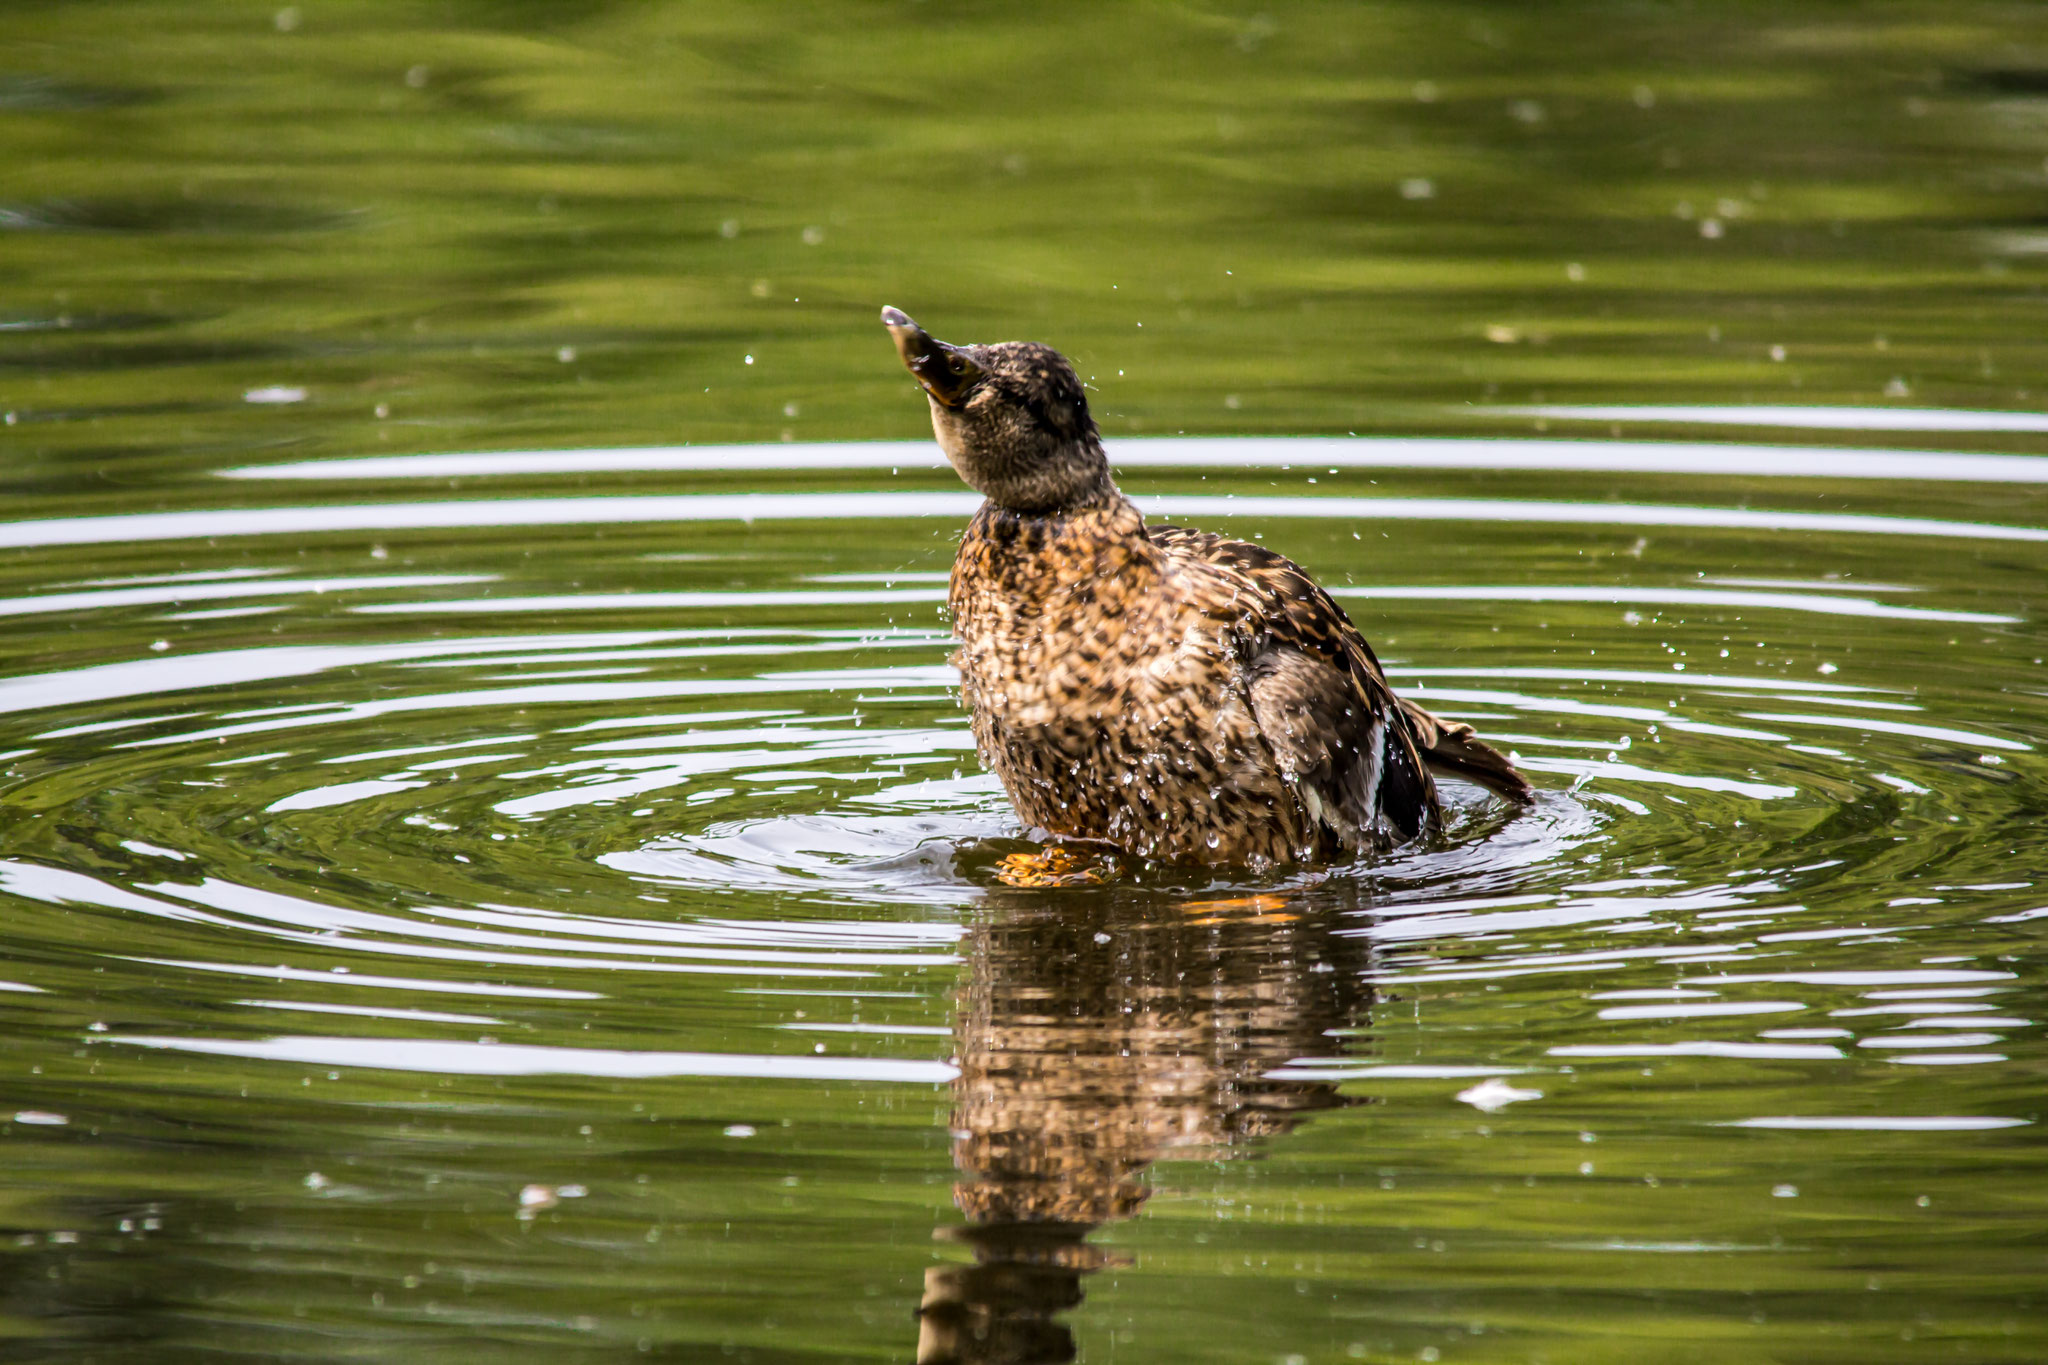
[917,887,1376,1364]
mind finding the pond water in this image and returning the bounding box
[3,4,2046,1363]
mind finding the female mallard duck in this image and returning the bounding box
[882,306,1530,868]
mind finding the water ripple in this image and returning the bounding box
[221,434,2048,482]
[5,490,2048,550]
[106,1035,957,1083]
[0,467,2034,1138]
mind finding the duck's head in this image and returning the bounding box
[881,306,1113,513]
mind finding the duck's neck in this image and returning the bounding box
[947,419,1118,513]
[951,494,1158,641]
[984,450,1124,520]
[1038,449,1120,514]
[976,486,1141,541]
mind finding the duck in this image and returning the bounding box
[881,305,1530,869]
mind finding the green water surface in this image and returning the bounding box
[2,4,2046,1363]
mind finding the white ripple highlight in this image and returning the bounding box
[1596,1001,1805,1021]
[2,491,2047,549]
[1482,406,2048,437]
[1547,1041,1845,1059]
[218,434,2048,482]
[1330,584,2011,625]
[1739,711,2031,752]
[0,574,491,618]
[106,1034,957,1084]
[343,583,2000,626]
[1723,1116,2031,1131]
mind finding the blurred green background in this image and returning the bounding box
[6,0,2048,498]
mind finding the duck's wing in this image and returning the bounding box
[1147,525,1530,844]
[1146,525,1434,843]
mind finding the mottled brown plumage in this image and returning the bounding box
[882,306,1530,868]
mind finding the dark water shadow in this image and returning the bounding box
[0,199,356,236]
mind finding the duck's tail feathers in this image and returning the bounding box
[1396,697,1533,803]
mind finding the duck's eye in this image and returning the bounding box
[947,354,972,377]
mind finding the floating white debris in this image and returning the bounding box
[724,1124,756,1138]
[12,1111,68,1126]
[243,386,307,405]
[1456,1078,1544,1112]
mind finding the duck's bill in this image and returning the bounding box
[880,304,972,407]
